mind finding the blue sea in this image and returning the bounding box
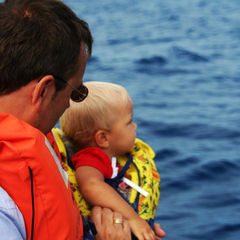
[65,0,240,239]
[67,1,240,239]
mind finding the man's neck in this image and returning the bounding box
[0,82,37,128]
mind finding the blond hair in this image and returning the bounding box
[60,81,130,149]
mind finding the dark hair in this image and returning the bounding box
[0,0,93,94]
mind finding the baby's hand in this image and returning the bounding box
[128,216,155,240]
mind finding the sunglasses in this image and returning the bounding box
[53,75,88,102]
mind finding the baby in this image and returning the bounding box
[59,81,160,240]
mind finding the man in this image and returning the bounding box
[0,0,165,239]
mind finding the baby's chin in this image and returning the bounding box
[127,144,135,153]
[115,142,136,155]
[116,147,134,156]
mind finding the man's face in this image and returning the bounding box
[43,45,87,134]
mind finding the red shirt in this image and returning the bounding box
[71,147,113,178]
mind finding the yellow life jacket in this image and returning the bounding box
[116,139,160,220]
[52,128,160,221]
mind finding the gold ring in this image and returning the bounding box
[113,218,123,224]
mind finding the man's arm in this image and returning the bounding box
[90,207,166,240]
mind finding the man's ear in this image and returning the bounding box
[32,75,55,112]
[94,130,110,148]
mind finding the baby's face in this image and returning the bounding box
[107,98,137,156]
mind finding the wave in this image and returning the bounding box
[135,56,167,65]
[154,211,195,221]
[170,46,209,62]
[162,178,192,192]
[87,57,116,72]
[185,223,240,240]
[185,159,240,182]
[209,223,240,237]
[155,148,179,160]
[134,55,200,75]
[161,157,240,195]
[135,65,199,76]
[139,121,240,140]
[108,37,176,46]
[196,192,240,208]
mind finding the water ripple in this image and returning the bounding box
[162,179,192,192]
[134,55,200,75]
[135,56,167,65]
[155,148,179,160]
[147,122,240,140]
[197,193,240,208]
[171,46,209,62]
[186,159,239,182]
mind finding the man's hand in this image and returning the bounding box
[91,206,166,240]
[91,206,131,240]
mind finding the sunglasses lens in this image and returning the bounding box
[71,84,88,102]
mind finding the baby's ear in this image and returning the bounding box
[94,130,109,148]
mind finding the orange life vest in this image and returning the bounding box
[0,113,83,240]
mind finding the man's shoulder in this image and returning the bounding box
[0,113,49,163]
[0,112,42,139]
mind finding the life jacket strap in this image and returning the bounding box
[105,154,141,213]
[105,153,133,188]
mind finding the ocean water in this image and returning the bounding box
[67,1,240,239]
[0,0,238,239]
